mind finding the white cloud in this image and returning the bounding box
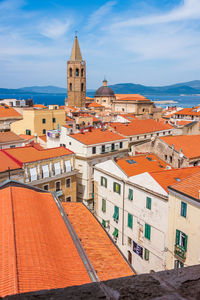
[40,19,71,39]
[86,1,116,30]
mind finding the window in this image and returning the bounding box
[181,202,187,218]
[55,181,61,191]
[66,178,71,188]
[113,206,119,221]
[102,219,106,228]
[146,197,152,210]
[112,228,118,238]
[69,83,72,91]
[144,135,147,139]
[102,199,106,213]
[128,213,133,229]
[144,249,149,261]
[128,251,132,264]
[54,162,61,175]
[10,145,16,148]
[29,167,37,181]
[81,68,84,77]
[101,145,105,153]
[43,184,49,191]
[53,118,56,123]
[174,260,184,269]
[66,196,71,202]
[42,118,46,124]
[137,136,139,140]
[65,160,71,172]
[164,155,167,161]
[69,68,72,77]
[42,165,49,178]
[170,156,173,163]
[128,237,132,246]
[101,176,107,187]
[113,182,121,194]
[92,147,96,154]
[128,188,133,200]
[193,161,198,166]
[75,68,79,76]
[43,129,46,134]
[175,230,187,251]
[120,142,123,149]
[157,133,159,136]
[145,223,151,240]
[26,129,31,135]
[81,83,84,91]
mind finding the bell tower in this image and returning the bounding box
[66,35,86,108]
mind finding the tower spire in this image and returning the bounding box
[70,35,82,61]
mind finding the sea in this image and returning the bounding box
[1,93,200,108]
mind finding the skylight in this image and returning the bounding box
[175,177,181,182]
[126,159,136,164]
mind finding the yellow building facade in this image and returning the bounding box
[11,108,66,136]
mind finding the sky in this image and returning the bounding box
[0,0,200,89]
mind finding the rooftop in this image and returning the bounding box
[174,107,200,116]
[116,154,170,177]
[19,134,35,141]
[0,152,21,173]
[0,104,22,118]
[169,170,200,200]
[0,131,25,144]
[2,146,73,164]
[115,94,152,102]
[63,203,134,281]
[88,102,104,108]
[160,135,200,159]
[150,166,200,192]
[0,183,90,297]
[33,104,47,109]
[110,119,172,136]
[70,128,126,145]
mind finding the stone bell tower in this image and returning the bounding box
[66,35,86,108]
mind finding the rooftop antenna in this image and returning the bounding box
[75,30,78,37]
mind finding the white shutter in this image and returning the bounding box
[42,165,49,178]
[65,160,71,172]
[54,162,61,175]
[30,167,37,181]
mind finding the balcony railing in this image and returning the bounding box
[174,245,186,260]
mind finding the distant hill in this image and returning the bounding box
[1,80,200,95]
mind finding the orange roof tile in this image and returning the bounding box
[150,166,200,192]
[0,132,25,144]
[110,119,172,136]
[115,94,151,102]
[70,128,125,145]
[0,105,22,119]
[63,203,134,281]
[33,104,47,109]
[0,185,90,297]
[175,120,194,126]
[160,135,200,159]
[19,134,35,141]
[3,146,73,164]
[174,107,200,116]
[38,135,47,142]
[117,154,170,177]
[66,116,73,121]
[88,102,104,108]
[169,170,200,199]
[0,151,21,173]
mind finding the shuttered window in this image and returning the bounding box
[128,213,133,229]
[175,230,188,251]
[30,167,37,181]
[54,162,61,175]
[102,199,106,213]
[102,219,106,228]
[144,249,149,261]
[113,206,119,221]
[145,223,151,240]
[128,188,133,200]
[65,160,71,172]
[181,202,187,218]
[112,228,118,238]
[146,197,152,210]
[42,165,49,178]
[101,176,107,187]
[113,182,121,194]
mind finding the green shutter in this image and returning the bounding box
[146,197,152,210]
[113,206,119,221]
[128,189,133,200]
[145,224,151,240]
[113,228,118,238]
[105,178,107,188]
[101,177,107,187]
[113,182,115,192]
[144,249,149,261]
[102,219,106,227]
[128,213,133,228]
[113,182,121,194]
[181,202,187,218]
[184,234,188,251]
[102,199,106,213]
[101,176,103,186]
[175,230,180,245]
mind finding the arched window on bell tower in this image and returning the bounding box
[69,68,72,77]
[75,68,79,76]
[81,83,84,92]
[81,68,84,77]
[69,83,72,91]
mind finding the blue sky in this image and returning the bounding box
[1,0,200,89]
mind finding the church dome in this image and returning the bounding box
[95,80,115,97]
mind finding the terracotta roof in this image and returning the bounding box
[88,102,104,108]
[0,152,21,173]
[0,185,90,297]
[169,170,200,200]
[0,104,22,118]
[3,146,73,164]
[66,116,73,122]
[117,154,170,177]
[0,132,25,144]
[160,135,200,159]
[174,107,200,116]
[85,97,94,100]
[110,119,172,136]
[175,120,194,126]
[19,134,35,141]
[63,203,134,281]
[150,166,200,192]
[33,104,47,109]
[115,94,151,102]
[38,135,47,142]
[59,105,65,109]
[93,116,101,122]
[70,128,126,145]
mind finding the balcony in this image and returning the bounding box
[174,244,186,261]
[55,190,63,197]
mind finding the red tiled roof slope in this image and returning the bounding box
[0,105,22,118]
[115,94,151,102]
[0,151,21,173]
[0,132,25,143]
[63,203,134,281]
